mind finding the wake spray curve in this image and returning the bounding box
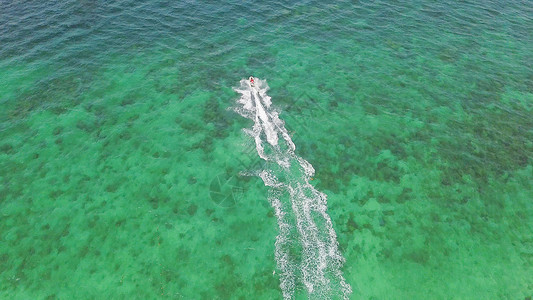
[233,78,352,299]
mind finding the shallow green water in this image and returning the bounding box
[1,1,532,299]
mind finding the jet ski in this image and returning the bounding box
[249,76,255,87]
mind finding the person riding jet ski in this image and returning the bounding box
[249,76,255,87]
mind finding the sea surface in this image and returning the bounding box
[1,1,532,299]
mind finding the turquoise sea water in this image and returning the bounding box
[1,1,532,299]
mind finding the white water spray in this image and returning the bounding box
[233,78,352,299]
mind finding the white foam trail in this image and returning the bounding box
[234,78,352,299]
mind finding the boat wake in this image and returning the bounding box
[233,78,352,299]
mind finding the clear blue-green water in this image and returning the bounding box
[1,1,532,299]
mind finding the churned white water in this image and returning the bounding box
[234,78,352,299]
